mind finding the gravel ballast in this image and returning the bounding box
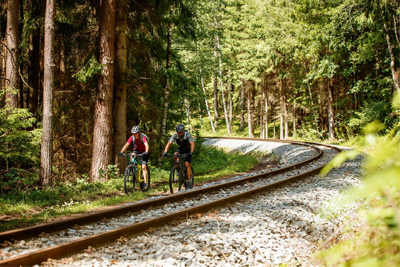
[4,139,364,267]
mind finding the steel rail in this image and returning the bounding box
[0,139,321,243]
[0,139,341,267]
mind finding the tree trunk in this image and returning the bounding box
[185,98,190,124]
[240,80,245,130]
[327,77,336,139]
[160,21,172,143]
[18,0,24,108]
[247,82,255,138]
[40,0,56,186]
[260,83,265,138]
[28,0,41,116]
[113,0,128,174]
[229,84,233,132]
[1,39,5,103]
[200,70,215,133]
[264,79,268,139]
[91,0,116,182]
[293,99,297,139]
[213,72,219,128]
[279,79,284,140]
[284,102,288,140]
[383,21,400,94]
[273,121,276,139]
[215,33,230,135]
[5,0,19,108]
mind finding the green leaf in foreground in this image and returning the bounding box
[320,149,361,176]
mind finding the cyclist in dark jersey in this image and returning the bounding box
[162,124,195,179]
[119,126,149,189]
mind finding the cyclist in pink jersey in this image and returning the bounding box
[119,126,149,189]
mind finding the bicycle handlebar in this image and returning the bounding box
[119,152,145,158]
[163,153,190,158]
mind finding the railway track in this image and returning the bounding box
[0,138,342,266]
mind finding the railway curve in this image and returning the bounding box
[0,138,362,266]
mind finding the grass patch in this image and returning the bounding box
[0,144,258,231]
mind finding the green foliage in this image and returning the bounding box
[0,105,41,166]
[315,98,400,265]
[0,143,258,230]
[1,168,38,194]
[0,103,41,195]
[107,165,120,180]
[73,51,103,83]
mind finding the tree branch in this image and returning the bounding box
[1,43,33,91]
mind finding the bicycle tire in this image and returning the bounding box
[177,166,186,192]
[185,166,194,189]
[134,165,142,191]
[142,165,151,191]
[169,166,182,194]
[124,165,136,194]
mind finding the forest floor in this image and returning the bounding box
[1,158,276,231]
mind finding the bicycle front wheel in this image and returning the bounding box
[124,165,136,194]
[169,166,182,194]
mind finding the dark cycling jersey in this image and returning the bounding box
[169,131,194,149]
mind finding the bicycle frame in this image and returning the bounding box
[166,153,194,194]
[174,156,186,179]
[119,152,151,194]
[129,156,143,183]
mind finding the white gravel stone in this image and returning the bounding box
[2,139,363,267]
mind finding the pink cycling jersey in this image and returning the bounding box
[127,134,147,153]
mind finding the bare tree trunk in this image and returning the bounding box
[293,99,297,139]
[200,69,215,132]
[240,80,245,130]
[40,0,56,186]
[273,121,276,139]
[307,81,318,129]
[28,0,41,116]
[383,21,400,94]
[18,0,24,108]
[279,79,284,140]
[213,72,219,127]
[264,80,268,139]
[1,39,5,103]
[91,0,116,182]
[185,98,190,124]
[5,0,20,108]
[215,36,230,134]
[198,102,202,126]
[160,22,172,142]
[284,103,288,140]
[113,0,128,174]
[260,83,265,138]
[327,77,336,139]
[229,84,233,132]
[247,82,255,138]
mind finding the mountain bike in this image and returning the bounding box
[164,154,194,194]
[119,153,151,194]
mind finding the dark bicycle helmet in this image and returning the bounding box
[131,125,141,134]
[176,124,185,133]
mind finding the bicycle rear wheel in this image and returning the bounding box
[169,166,182,194]
[124,165,136,194]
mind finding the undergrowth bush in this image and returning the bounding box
[315,95,400,266]
[0,99,41,194]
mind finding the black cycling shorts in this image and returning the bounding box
[175,148,192,163]
[132,150,149,165]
